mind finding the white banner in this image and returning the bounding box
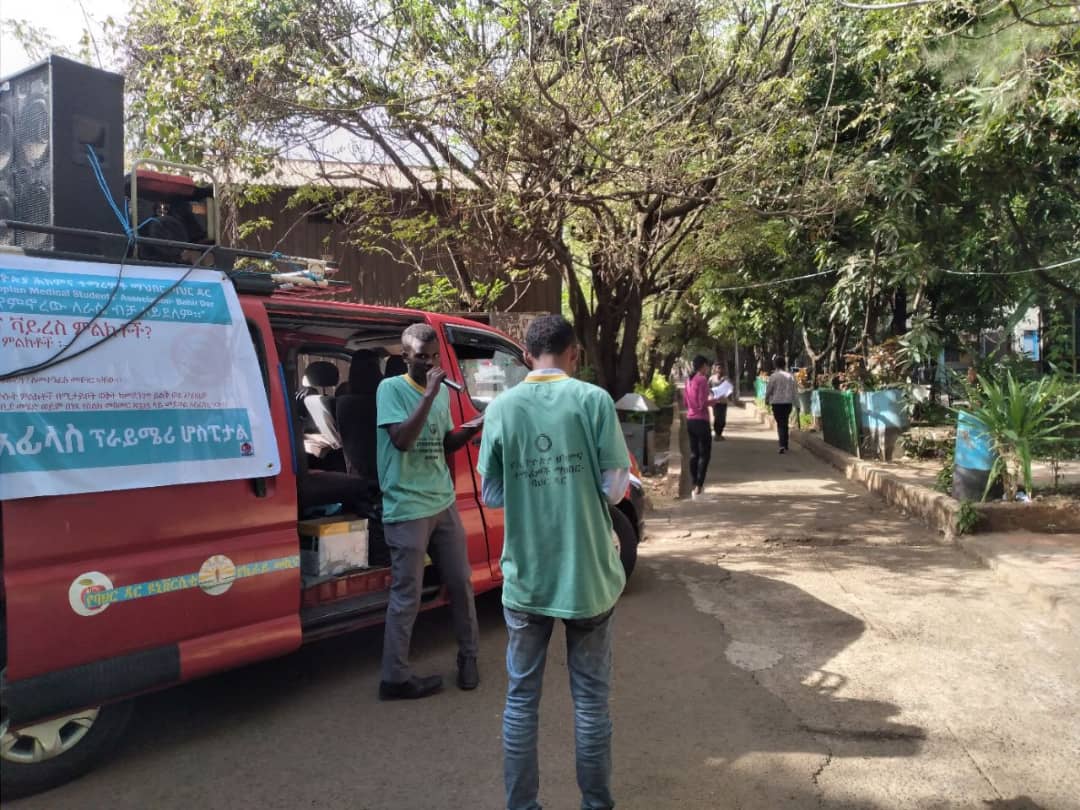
[0,253,281,500]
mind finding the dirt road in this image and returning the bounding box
[12,407,1079,809]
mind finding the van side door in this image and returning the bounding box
[1,297,301,723]
[440,324,530,579]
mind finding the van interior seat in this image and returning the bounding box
[301,360,343,450]
[384,355,407,377]
[337,351,382,479]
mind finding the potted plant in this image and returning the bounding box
[955,370,1080,501]
[856,341,910,460]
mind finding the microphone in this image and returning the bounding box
[442,377,465,393]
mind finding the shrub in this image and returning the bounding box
[635,372,674,409]
[957,371,1080,500]
[935,449,955,494]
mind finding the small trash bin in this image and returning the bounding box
[614,393,658,469]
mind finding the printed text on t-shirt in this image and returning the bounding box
[511,449,585,488]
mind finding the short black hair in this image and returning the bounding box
[526,314,576,357]
[692,355,710,371]
[402,323,438,347]
[772,355,786,371]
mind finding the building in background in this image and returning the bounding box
[234,159,561,317]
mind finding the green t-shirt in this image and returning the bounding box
[477,374,629,619]
[376,374,455,524]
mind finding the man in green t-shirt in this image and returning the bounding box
[477,314,629,810]
[376,323,483,700]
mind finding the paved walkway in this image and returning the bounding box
[645,405,1080,808]
[739,404,1080,633]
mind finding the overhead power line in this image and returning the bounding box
[941,254,1080,277]
[708,253,1079,294]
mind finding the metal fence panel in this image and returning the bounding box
[818,389,860,456]
[755,378,768,401]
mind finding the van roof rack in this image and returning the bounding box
[0,219,350,297]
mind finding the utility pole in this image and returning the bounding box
[734,326,741,401]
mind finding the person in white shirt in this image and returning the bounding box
[764,355,797,454]
[708,362,732,441]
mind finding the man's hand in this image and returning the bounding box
[446,412,484,453]
[425,367,447,398]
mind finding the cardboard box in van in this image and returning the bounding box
[298,516,369,576]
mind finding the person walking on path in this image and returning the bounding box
[684,355,713,496]
[708,362,733,441]
[477,314,630,810]
[765,355,797,454]
[375,323,484,700]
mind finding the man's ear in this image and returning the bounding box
[524,351,536,369]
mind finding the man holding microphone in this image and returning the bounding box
[376,323,483,700]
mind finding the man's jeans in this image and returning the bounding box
[772,402,793,450]
[503,606,616,810]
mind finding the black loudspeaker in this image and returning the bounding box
[0,55,125,254]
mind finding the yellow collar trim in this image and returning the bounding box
[525,373,569,383]
[402,374,427,394]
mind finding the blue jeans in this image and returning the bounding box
[503,606,615,810]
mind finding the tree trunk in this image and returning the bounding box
[891,285,907,336]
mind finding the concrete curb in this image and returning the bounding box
[953,534,1080,634]
[743,401,959,540]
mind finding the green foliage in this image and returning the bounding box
[122,0,1080,392]
[799,412,814,430]
[902,431,954,460]
[405,274,508,313]
[955,500,981,536]
[957,370,1080,500]
[405,276,461,313]
[635,373,674,410]
[935,443,955,495]
[897,315,943,373]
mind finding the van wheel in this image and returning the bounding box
[0,699,134,799]
[610,506,638,580]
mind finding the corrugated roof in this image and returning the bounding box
[231,158,478,191]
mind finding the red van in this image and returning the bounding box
[0,260,646,798]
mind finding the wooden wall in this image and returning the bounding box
[236,189,561,313]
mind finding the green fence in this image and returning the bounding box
[818,389,860,456]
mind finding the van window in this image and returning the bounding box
[445,326,529,410]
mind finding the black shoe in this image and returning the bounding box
[779,447,787,454]
[379,674,443,701]
[457,655,479,690]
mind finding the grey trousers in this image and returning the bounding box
[381,505,480,683]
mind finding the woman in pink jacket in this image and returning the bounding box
[684,355,712,497]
